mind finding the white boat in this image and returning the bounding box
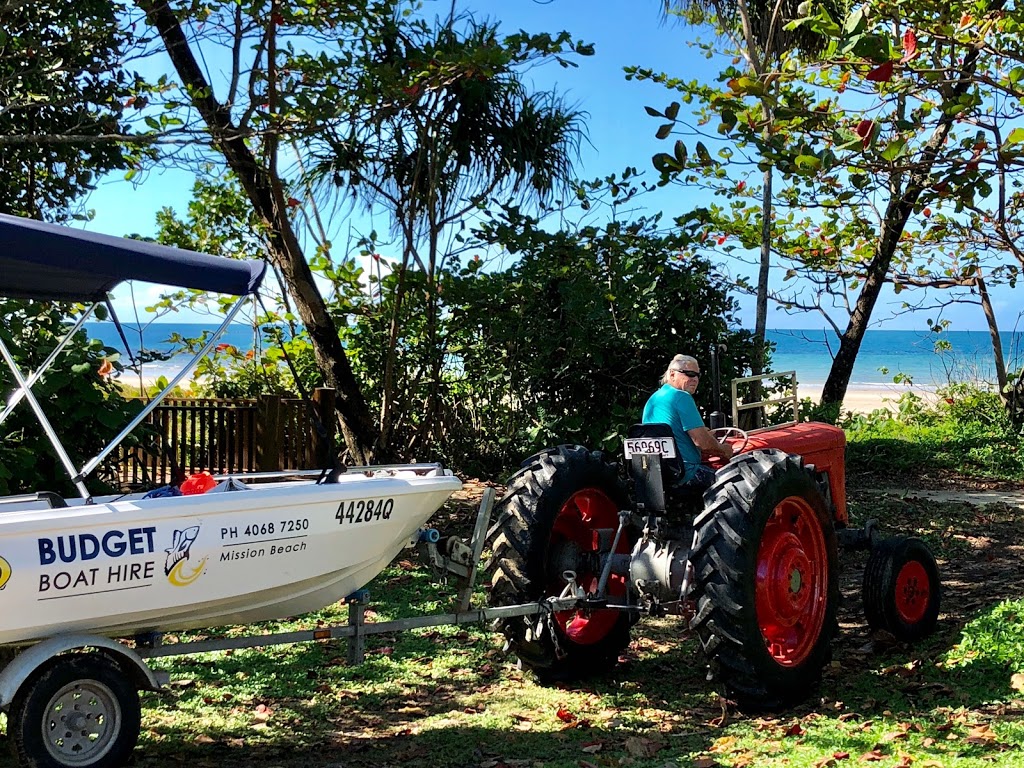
[0,213,462,647]
[0,469,460,646]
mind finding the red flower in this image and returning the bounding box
[716,235,728,245]
[286,197,300,208]
[865,61,894,82]
[923,207,931,217]
[737,180,746,192]
[97,359,113,378]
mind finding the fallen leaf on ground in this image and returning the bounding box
[556,707,577,723]
[784,722,804,737]
[692,759,721,768]
[710,736,737,753]
[861,749,885,762]
[623,735,664,758]
[966,724,997,745]
[580,741,602,754]
[880,729,909,743]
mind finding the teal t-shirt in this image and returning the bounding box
[641,384,705,480]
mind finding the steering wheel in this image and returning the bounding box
[711,426,749,454]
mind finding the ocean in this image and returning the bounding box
[82,323,1024,391]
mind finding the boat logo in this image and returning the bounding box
[0,555,10,590]
[164,527,208,587]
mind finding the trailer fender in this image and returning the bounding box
[0,633,162,709]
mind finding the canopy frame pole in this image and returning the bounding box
[0,334,90,498]
[77,294,252,482]
[0,303,98,429]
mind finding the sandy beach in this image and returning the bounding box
[800,383,939,415]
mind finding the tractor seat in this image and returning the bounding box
[625,423,704,517]
[626,423,683,483]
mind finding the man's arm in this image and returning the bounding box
[688,426,734,461]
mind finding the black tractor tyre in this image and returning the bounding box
[10,653,142,768]
[863,536,941,642]
[486,445,637,681]
[690,449,839,710]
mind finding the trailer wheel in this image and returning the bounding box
[9,653,141,768]
[690,449,839,709]
[487,445,635,681]
[863,536,941,641]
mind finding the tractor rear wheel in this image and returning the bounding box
[486,445,636,681]
[863,536,940,641]
[690,449,839,709]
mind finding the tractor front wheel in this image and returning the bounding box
[863,536,941,641]
[486,445,636,681]
[690,449,839,709]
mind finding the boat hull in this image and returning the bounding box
[0,470,461,645]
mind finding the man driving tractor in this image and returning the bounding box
[642,353,733,491]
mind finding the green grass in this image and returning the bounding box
[117,485,1024,768]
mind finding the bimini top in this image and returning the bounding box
[0,213,267,302]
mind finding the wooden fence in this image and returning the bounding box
[112,388,336,488]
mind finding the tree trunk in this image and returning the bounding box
[754,161,772,377]
[976,273,1009,407]
[821,203,919,406]
[747,152,773,428]
[138,0,377,464]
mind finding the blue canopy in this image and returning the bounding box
[0,213,266,302]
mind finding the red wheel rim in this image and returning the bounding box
[894,560,930,624]
[755,495,829,666]
[549,488,627,645]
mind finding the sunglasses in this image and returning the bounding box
[673,369,701,378]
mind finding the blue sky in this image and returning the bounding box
[81,0,1018,333]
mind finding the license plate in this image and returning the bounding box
[623,437,677,459]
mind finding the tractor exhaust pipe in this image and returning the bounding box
[708,342,728,429]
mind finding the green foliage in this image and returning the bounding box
[844,383,1024,480]
[444,208,757,474]
[0,301,142,496]
[0,0,136,216]
[173,203,758,477]
[947,600,1024,674]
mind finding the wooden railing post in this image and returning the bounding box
[311,388,336,467]
[256,395,284,472]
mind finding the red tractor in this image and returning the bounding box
[485,377,941,708]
